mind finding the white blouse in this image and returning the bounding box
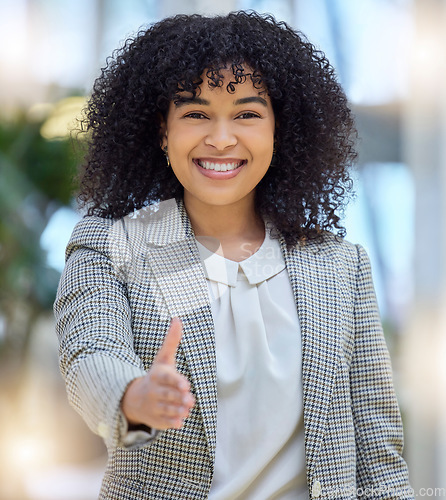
[196,229,309,500]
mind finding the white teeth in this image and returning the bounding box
[198,160,242,172]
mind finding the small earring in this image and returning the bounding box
[163,146,171,168]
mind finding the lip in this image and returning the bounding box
[193,158,246,180]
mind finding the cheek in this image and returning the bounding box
[252,131,275,160]
[168,129,199,159]
[251,123,275,147]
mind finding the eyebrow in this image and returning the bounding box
[234,96,268,107]
[174,96,268,107]
[174,97,210,107]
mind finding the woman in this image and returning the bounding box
[55,11,413,499]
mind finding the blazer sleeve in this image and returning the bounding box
[351,244,413,497]
[54,216,150,452]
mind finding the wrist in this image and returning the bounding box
[121,376,145,425]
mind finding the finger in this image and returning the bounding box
[152,368,182,387]
[151,416,184,431]
[167,417,184,430]
[156,387,195,412]
[155,370,191,394]
[158,402,188,418]
[154,317,183,365]
[158,386,184,404]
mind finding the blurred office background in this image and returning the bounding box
[1,0,445,498]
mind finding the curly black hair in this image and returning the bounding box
[78,11,356,246]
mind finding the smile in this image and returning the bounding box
[196,160,246,172]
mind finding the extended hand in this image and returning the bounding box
[121,317,195,430]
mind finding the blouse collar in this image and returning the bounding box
[196,228,285,287]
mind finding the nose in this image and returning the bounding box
[204,119,237,150]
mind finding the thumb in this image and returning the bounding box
[154,317,183,365]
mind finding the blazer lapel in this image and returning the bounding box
[141,200,218,461]
[280,238,342,478]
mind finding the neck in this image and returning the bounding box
[183,194,264,242]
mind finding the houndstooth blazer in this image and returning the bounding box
[54,198,412,500]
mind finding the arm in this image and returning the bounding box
[351,244,413,498]
[54,217,147,451]
[54,217,193,451]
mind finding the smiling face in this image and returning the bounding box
[160,68,275,216]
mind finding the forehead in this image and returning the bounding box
[172,78,270,111]
[174,64,267,99]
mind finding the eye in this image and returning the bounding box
[184,112,208,119]
[236,112,261,119]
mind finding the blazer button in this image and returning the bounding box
[312,480,322,498]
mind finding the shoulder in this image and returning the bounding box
[65,198,188,261]
[66,215,116,259]
[296,231,364,265]
[284,231,372,282]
